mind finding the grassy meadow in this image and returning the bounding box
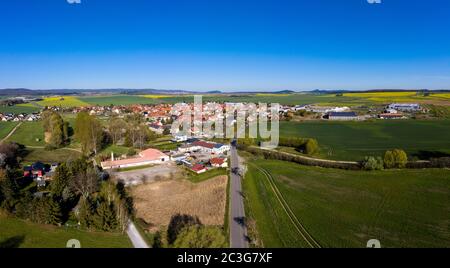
[0,214,131,248]
[243,158,450,248]
[0,122,18,140]
[6,121,45,146]
[280,120,450,161]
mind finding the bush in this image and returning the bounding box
[173,226,227,248]
[127,148,137,157]
[304,138,319,155]
[362,156,384,171]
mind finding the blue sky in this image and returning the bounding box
[1,0,450,91]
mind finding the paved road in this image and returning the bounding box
[229,143,249,248]
[126,220,150,248]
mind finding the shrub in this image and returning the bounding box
[304,139,319,155]
[167,214,202,245]
[173,226,227,248]
[362,156,384,171]
[127,148,137,157]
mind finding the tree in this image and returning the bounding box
[51,163,72,198]
[392,149,408,168]
[173,226,227,248]
[108,116,125,145]
[384,149,408,169]
[42,111,68,148]
[304,138,319,155]
[47,197,63,225]
[0,172,19,212]
[77,198,94,228]
[71,167,100,200]
[167,214,202,244]
[93,200,118,231]
[75,112,104,154]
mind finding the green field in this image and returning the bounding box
[6,121,45,146]
[22,148,82,164]
[280,120,450,161]
[0,103,41,114]
[80,95,160,106]
[0,122,18,140]
[0,215,131,248]
[187,168,228,183]
[243,158,450,248]
[16,91,450,108]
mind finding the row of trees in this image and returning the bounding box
[238,137,320,156]
[362,149,409,170]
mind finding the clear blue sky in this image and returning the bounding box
[1,0,450,91]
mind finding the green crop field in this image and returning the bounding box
[243,158,450,248]
[279,120,450,161]
[6,121,45,146]
[0,215,131,248]
[0,122,18,140]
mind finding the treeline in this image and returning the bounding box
[0,153,133,232]
[239,144,450,171]
[107,114,158,149]
[237,144,362,170]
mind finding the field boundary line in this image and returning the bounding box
[252,164,321,248]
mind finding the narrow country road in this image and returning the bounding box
[126,220,150,248]
[0,122,22,144]
[229,141,249,248]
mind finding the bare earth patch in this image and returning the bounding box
[131,175,228,227]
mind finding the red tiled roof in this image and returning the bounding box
[191,164,206,172]
[101,148,167,168]
[210,158,226,165]
[192,141,215,149]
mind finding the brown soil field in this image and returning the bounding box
[131,175,228,227]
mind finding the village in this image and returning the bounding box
[8,99,425,189]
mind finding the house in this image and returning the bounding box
[191,164,207,174]
[212,143,230,154]
[210,157,228,168]
[327,112,359,121]
[172,134,188,142]
[148,123,165,134]
[23,162,46,178]
[387,103,421,112]
[101,148,170,170]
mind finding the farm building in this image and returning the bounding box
[101,148,169,170]
[388,103,421,112]
[327,112,359,121]
[210,157,228,168]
